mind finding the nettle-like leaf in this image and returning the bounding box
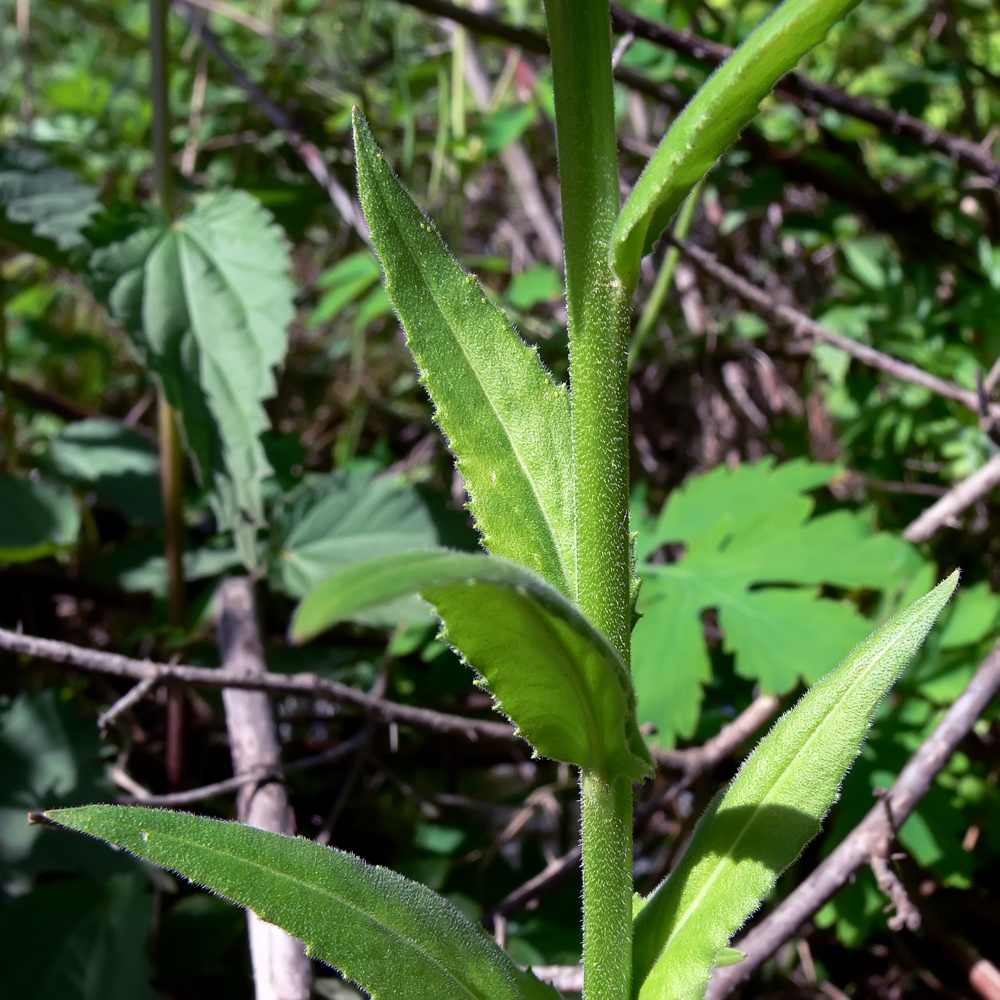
[0,145,100,260]
[293,549,654,782]
[0,474,80,563]
[353,109,576,598]
[36,806,560,1000]
[632,459,923,746]
[611,0,863,287]
[631,573,958,1000]
[271,466,441,625]
[89,191,294,560]
[49,418,162,527]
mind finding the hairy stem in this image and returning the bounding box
[544,0,631,660]
[580,771,634,1000]
[544,5,633,1000]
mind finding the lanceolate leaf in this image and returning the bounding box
[353,109,576,598]
[37,806,560,1000]
[611,0,862,287]
[631,572,958,1000]
[89,191,294,555]
[292,549,654,782]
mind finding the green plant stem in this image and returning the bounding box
[627,180,703,371]
[151,0,186,791]
[580,771,634,1000]
[149,0,184,630]
[0,269,17,473]
[544,0,631,661]
[544,6,633,1000]
[150,0,175,220]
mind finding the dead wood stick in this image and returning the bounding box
[216,577,312,1000]
[116,729,373,808]
[705,639,1000,998]
[904,452,1000,543]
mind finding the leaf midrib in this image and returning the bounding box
[371,178,574,594]
[153,828,490,1000]
[648,619,904,973]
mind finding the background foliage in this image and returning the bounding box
[2,0,1000,997]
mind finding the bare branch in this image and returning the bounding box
[706,640,1000,997]
[532,965,583,993]
[118,732,373,808]
[182,0,275,38]
[460,15,564,268]
[397,0,1000,188]
[672,237,995,420]
[904,453,1000,543]
[651,692,780,779]
[485,695,780,927]
[607,4,1000,186]
[0,626,516,744]
[170,0,369,242]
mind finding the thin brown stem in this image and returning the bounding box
[0,625,518,743]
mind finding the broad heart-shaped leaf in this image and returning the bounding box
[292,549,654,782]
[631,459,923,746]
[271,466,441,625]
[49,418,162,527]
[0,145,100,260]
[37,806,560,1000]
[88,190,294,563]
[610,0,862,287]
[631,572,958,1000]
[353,109,576,599]
[0,474,80,563]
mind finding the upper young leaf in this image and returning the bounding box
[353,109,576,598]
[37,806,561,1000]
[631,572,958,1000]
[292,549,654,782]
[611,0,862,287]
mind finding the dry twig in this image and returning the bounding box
[0,626,515,743]
[904,452,1000,543]
[673,237,996,421]
[483,694,780,928]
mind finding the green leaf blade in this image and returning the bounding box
[39,806,560,1000]
[292,550,654,782]
[632,459,923,746]
[611,0,862,285]
[0,146,100,260]
[631,572,959,1000]
[352,109,576,598]
[91,190,294,553]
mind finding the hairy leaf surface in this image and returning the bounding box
[631,572,958,1000]
[353,110,576,597]
[38,806,560,1000]
[611,0,862,286]
[89,191,293,558]
[293,549,653,781]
